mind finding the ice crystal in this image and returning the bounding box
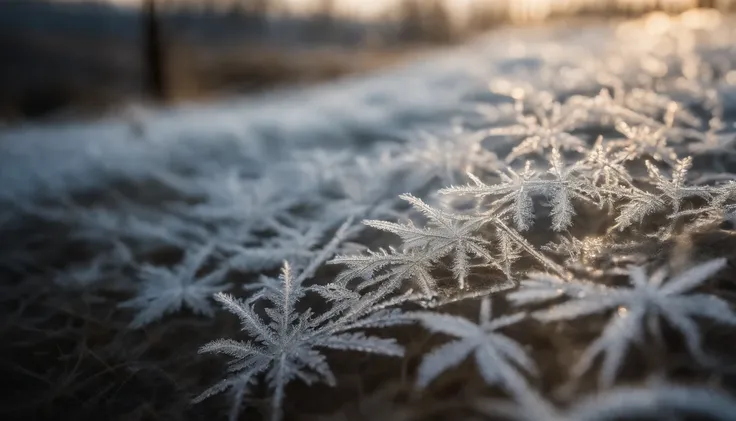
[195,222,410,421]
[6,10,736,421]
[440,163,540,231]
[509,259,736,386]
[119,242,231,328]
[411,298,535,396]
[476,383,736,421]
[565,88,659,127]
[609,157,713,233]
[330,247,438,296]
[611,121,678,165]
[403,129,504,186]
[364,194,493,289]
[580,136,632,191]
[441,149,597,232]
[488,102,587,163]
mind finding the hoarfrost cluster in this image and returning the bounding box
[3,9,736,421]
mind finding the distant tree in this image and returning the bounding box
[227,1,245,17]
[246,0,270,15]
[313,0,336,41]
[239,0,272,36]
[317,0,336,19]
[423,0,454,43]
[397,0,454,44]
[397,0,425,42]
[468,1,504,33]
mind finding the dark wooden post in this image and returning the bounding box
[143,0,166,100]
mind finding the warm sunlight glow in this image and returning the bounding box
[50,0,729,23]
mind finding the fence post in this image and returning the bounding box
[143,0,166,101]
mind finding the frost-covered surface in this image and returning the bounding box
[4,9,736,421]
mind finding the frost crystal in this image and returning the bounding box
[6,10,736,421]
[489,102,587,163]
[365,194,493,289]
[195,222,410,421]
[119,242,231,328]
[509,259,736,386]
[412,298,535,396]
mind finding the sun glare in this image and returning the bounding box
[50,0,727,23]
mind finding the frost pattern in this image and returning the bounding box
[118,242,231,328]
[508,259,736,387]
[476,383,736,421]
[194,222,411,421]
[363,194,493,290]
[5,9,736,421]
[411,297,535,396]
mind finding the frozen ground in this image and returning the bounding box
[4,10,736,421]
[0,22,616,201]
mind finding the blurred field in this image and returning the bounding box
[0,1,425,122]
[2,0,736,122]
[0,28,421,122]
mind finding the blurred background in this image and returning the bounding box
[1,0,734,123]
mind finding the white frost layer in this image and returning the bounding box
[0,24,609,201]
